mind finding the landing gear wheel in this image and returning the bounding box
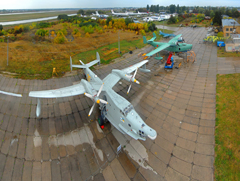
[98,115,104,129]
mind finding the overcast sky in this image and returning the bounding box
[1,0,240,9]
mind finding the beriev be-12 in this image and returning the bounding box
[29,53,157,141]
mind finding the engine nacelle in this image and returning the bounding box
[112,69,137,83]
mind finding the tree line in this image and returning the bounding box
[146,4,240,18]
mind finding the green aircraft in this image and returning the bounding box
[143,33,193,60]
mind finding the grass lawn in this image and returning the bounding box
[0,11,77,22]
[215,74,240,180]
[217,47,240,57]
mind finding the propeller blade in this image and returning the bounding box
[99,99,108,104]
[97,83,104,97]
[88,102,95,117]
[84,93,94,99]
[133,67,138,78]
[127,84,132,94]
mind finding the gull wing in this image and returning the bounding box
[29,82,86,98]
[146,43,171,57]
[168,34,182,44]
[103,60,148,88]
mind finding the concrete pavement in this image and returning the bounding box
[0,27,239,180]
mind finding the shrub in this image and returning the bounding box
[79,21,98,27]
[85,32,90,37]
[54,33,65,44]
[72,29,79,35]
[81,25,94,34]
[217,32,224,37]
[167,15,177,24]
[140,29,146,35]
[35,29,49,37]
[148,22,157,32]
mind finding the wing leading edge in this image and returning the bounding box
[29,82,86,98]
[146,43,171,57]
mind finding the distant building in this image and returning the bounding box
[222,19,240,37]
[225,34,240,52]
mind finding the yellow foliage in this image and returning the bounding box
[140,29,146,36]
[103,25,108,29]
[85,32,90,37]
[76,32,81,37]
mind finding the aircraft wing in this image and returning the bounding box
[168,34,182,44]
[146,43,171,56]
[103,60,149,88]
[29,82,86,98]
[163,34,170,38]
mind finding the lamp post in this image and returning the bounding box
[118,30,121,54]
[3,36,9,66]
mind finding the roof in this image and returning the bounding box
[222,19,240,27]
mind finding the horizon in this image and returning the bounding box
[1,0,240,10]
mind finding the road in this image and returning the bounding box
[0,14,77,26]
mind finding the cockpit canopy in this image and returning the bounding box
[120,104,134,116]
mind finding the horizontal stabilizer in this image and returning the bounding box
[70,52,100,70]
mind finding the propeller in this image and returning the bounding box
[84,83,108,117]
[127,68,140,94]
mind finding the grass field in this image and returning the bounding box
[0,18,173,79]
[217,47,240,57]
[0,11,77,22]
[215,74,240,180]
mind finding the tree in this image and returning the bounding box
[106,17,112,25]
[167,15,177,24]
[210,10,215,18]
[213,10,222,25]
[57,14,68,20]
[169,4,176,14]
[125,18,133,26]
[176,4,180,14]
[0,24,3,31]
[77,9,84,15]
[147,5,149,11]
[232,8,240,18]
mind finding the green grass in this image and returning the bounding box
[72,29,174,66]
[0,11,77,22]
[72,38,146,65]
[215,74,240,180]
[217,47,240,57]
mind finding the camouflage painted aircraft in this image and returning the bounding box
[29,53,157,141]
[143,32,192,60]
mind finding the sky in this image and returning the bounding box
[1,0,240,9]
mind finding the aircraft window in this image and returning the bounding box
[179,48,181,50]
[142,124,145,127]
[123,105,134,116]
[128,124,131,127]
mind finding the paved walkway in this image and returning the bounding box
[0,27,239,181]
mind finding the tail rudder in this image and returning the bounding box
[153,32,156,38]
[159,30,162,35]
[143,36,147,44]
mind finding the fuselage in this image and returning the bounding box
[83,67,157,140]
[150,42,192,53]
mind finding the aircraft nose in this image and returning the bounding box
[190,44,193,50]
[147,129,157,140]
